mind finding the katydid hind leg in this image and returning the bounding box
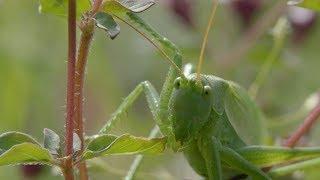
[220,146,271,180]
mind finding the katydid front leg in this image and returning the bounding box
[98,54,183,139]
[104,12,183,139]
[98,12,184,180]
[98,79,175,180]
[198,136,222,180]
[99,81,160,134]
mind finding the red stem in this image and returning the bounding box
[65,0,76,179]
[74,1,103,179]
[91,0,103,14]
[75,22,94,180]
[284,103,320,147]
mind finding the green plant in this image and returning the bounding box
[1,0,320,180]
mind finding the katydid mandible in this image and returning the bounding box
[99,1,318,179]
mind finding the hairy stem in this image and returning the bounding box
[74,1,103,179]
[75,18,95,180]
[91,0,103,15]
[64,0,77,179]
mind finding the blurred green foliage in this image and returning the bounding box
[0,0,320,179]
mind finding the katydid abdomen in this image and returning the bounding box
[169,74,269,179]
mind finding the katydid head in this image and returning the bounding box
[168,0,219,147]
[169,75,213,144]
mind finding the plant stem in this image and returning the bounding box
[74,18,95,180]
[248,17,287,99]
[65,0,76,179]
[74,1,103,179]
[284,103,320,147]
[91,0,103,15]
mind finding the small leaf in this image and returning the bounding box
[43,128,60,155]
[118,0,155,12]
[288,0,320,11]
[39,0,91,17]
[104,0,155,14]
[94,12,121,39]
[0,143,53,166]
[73,133,82,153]
[83,134,167,160]
[0,132,40,153]
[238,146,320,167]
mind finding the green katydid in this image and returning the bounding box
[96,0,320,179]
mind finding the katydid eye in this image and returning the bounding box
[174,77,182,89]
[203,86,211,96]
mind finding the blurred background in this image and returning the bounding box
[0,0,320,179]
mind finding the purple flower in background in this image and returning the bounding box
[288,6,317,43]
[168,0,194,27]
[231,0,261,25]
[21,164,43,177]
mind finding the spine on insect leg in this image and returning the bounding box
[159,53,182,134]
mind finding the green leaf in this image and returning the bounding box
[104,0,155,14]
[39,0,91,17]
[288,0,320,11]
[0,132,53,166]
[94,12,120,39]
[43,128,60,155]
[0,143,53,166]
[86,134,118,152]
[238,146,320,167]
[83,134,167,160]
[0,132,40,153]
